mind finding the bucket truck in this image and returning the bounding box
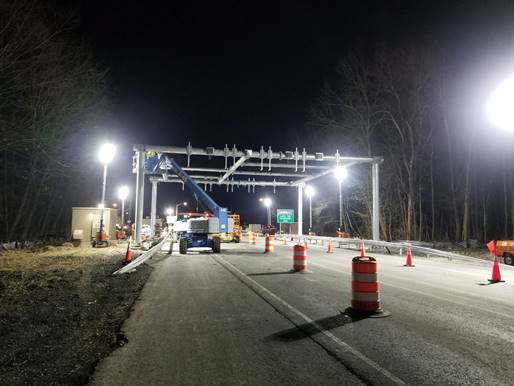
[151,155,229,254]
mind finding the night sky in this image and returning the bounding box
[69,0,514,224]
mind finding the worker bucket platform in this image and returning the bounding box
[345,256,390,318]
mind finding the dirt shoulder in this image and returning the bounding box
[0,244,152,385]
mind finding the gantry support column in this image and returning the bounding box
[134,150,146,245]
[298,183,304,236]
[150,180,158,237]
[372,159,382,241]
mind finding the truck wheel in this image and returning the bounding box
[212,236,221,253]
[504,253,514,266]
[234,236,240,243]
[179,239,188,255]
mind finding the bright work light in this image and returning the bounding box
[118,186,129,200]
[305,185,315,198]
[487,75,514,131]
[98,143,116,164]
[334,165,348,182]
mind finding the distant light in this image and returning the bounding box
[487,75,514,131]
[165,207,173,216]
[334,165,348,183]
[183,202,188,206]
[97,203,105,209]
[263,197,272,207]
[118,186,129,200]
[259,198,264,202]
[305,185,315,198]
[112,203,118,208]
[98,143,116,164]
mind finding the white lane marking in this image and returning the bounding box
[308,261,514,320]
[215,255,405,385]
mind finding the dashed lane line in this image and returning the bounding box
[213,254,405,386]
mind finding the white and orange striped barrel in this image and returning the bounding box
[351,256,381,312]
[248,232,256,245]
[264,235,274,252]
[293,244,307,271]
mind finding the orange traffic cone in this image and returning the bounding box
[327,242,334,253]
[283,238,287,245]
[489,256,505,283]
[360,242,366,257]
[123,240,132,265]
[403,245,414,267]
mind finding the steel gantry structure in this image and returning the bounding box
[132,143,383,245]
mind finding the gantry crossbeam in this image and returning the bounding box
[132,143,383,244]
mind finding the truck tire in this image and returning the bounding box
[504,253,514,266]
[212,236,221,253]
[234,235,240,243]
[179,238,188,255]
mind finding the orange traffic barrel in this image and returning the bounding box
[348,256,390,317]
[265,235,274,253]
[248,232,256,245]
[293,244,307,272]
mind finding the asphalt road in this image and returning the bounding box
[91,238,514,385]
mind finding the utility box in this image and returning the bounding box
[71,207,118,246]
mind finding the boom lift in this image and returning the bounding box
[151,154,228,254]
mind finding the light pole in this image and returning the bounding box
[97,143,115,245]
[175,201,187,216]
[262,197,272,226]
[305,185,315,231]
[334,165,348,231]
[118,186,129,228]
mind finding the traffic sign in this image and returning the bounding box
[277,209,294,223]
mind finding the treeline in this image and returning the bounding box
[309,47,514,244]
[0,1,109,242]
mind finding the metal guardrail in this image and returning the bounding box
[113,234,170,275]
[254,233,473,262]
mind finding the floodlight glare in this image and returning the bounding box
[487,75,514,131]
[98,143,116,164]
[166,207,173,216]
[118,186,129,200]
[263,197,272,207]
[334,165,348,182]
[305,185,315,198]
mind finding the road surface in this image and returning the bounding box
[91,238,514,385]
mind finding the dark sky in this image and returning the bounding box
[70,0,514,224]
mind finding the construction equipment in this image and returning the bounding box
[151,155,228,254]
[492,240,514,265]
[219,214,241,243]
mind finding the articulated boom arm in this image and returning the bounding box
[155,155,228,232]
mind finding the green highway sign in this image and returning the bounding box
[277,209,294,224]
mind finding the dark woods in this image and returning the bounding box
[0,1,109,242]
[310,46,514,244]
